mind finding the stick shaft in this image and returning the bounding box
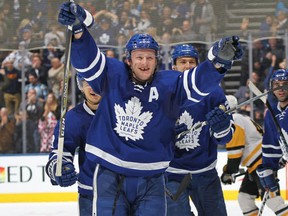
[55,3,73,176]
[257,190,269,216]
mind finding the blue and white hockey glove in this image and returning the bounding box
[208,36,243,70]
[205,107,233,139]
[46,159,78,187]
[58,2,94,34]
[256,165,278,192]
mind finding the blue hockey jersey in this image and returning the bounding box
[48,102,95,196]
[262,103,288,170]
[70,29,228,177]
[166,86,232,180]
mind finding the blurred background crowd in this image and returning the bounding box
[0,0,287,154]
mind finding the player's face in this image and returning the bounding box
[272,80,288,105]
[128,49,157,82]
[173,57,197,72]
[82,81,101,107]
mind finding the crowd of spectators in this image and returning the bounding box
[0,0,287,154]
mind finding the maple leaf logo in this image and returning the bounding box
[176,110,202,151]
[114,97,153,141]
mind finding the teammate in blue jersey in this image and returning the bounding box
[45,75,101,216]
[256,69,288,215]
[57,2,243,215]
[166,44,232,216]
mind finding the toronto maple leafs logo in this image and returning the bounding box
[176,110,202,151]
[114,97,153,141]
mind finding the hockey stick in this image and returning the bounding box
[177,86,283,139]
[165,173,191,201]
[257,190,269,216]
[165,169,245,201]
[248,81,288,160]
[233,168,246,179]
[56,0,74,177]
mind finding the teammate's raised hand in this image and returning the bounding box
[208,36,243,70]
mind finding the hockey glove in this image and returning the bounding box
[175,122,188,141]
[221,164,236,185]
[46,159,78,187]
[256,165,278,192]
[278,157,287,169]
[58,2,94,34]
[205,107,232,139]
[208,36,243,70]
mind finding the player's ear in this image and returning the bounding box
[172,65,176,70]
[126,59,131,66]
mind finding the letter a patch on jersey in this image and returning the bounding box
[114,97,153,141]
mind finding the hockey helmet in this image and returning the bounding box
[172,44,198,64]
[125,33,159,59]
[226,95,238,110]
[270,69,288,89]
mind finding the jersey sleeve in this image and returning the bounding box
[262,110,282,170]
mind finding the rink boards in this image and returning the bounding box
[0,152,287,202]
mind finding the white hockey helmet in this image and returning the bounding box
[226,95,238,110]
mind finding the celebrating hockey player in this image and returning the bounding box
[57,2,243,215]
[166,44,231,216]
[256,69,288,215]
[46,75,101,216]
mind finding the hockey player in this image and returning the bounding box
[256,69,288,216]
[221,95,265,216]
[166,44,231,216]
[57,2,243,215]
[45,75,101,216]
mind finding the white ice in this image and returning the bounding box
[0,201,276,216]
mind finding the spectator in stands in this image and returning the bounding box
[0,10,8,43]
[48,57,64,99]
[17,23,43,52]
[2,41,32,73]
[105,49,116,58]
[24,70,48,103]
[1,59,21,115]
[135,10,151,33]
[190,0,215,42]
[240,39,267,86]
[234,72,264,116]
[261,38,285,78]
[27,54,49,86]
[172,19,197,42]
[42,38,64,69]
[239,17,250,40]
[157,6,175,36]
[275,0,288,16]
[18,88,43,153]
[0,107,16,153]
[44,23,65,47]
[118,10,137,37]
[93,9,118,26]
[90,17,118,49]
[275,10,288,36]
[259,15,274,38]
[0,68,7,108]
[38,92,60,153]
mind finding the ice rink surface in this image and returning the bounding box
[0,201,276,216]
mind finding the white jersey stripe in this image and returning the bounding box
[86,144,170,170]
